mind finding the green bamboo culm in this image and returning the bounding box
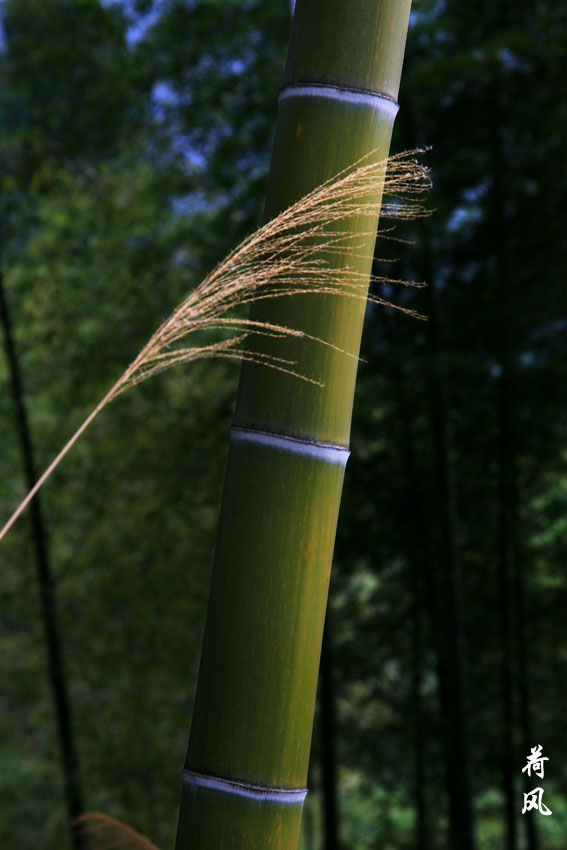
[175,1,413,847]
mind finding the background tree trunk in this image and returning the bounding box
[0,247,86,850]
[425,241,476,850]
[490,85,518,850]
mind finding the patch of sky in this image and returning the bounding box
[484,321,567,377]
[447,206,478,233]
[170,133,207,171]
[462,182,488,204]
[101,0,162,47]
[172,190,213,219]
[153,81,182,108]
[227,58,246,76]
[410,0,446,28]
[498,47,529,72]
[151,80,193,124]
[447,182,487,234]
[431,259,451,291]
[147,78,216,172]
[217,45,257,78]
[434,28,453,46]
[460,260,480,284]
[527,318,567,343]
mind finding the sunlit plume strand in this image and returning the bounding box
[0,149,430,541]
[113,149,430,397]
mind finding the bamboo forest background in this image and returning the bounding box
[0,1,565,848]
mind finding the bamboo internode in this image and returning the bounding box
[175,1,414,847]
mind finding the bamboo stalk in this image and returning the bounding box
[175,1,413,847]
[0,252,87,850]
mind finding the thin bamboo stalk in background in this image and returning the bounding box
[175,1,414,847]
[399,86,476,846]
[425,244,476,850]
[491,86,518,850]
[0,247,86,850]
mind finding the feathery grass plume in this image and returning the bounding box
[74,813,160,850]
[0,149,430,541]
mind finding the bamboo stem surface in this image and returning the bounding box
[175,2,412,846]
